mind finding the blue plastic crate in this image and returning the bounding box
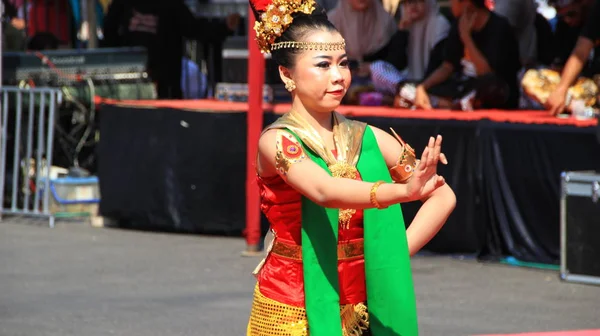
[39,176,100,216]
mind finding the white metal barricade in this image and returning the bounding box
[0,87,62,227]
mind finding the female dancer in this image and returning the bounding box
[247,0,456,334]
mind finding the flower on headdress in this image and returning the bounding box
[250,0,316,53]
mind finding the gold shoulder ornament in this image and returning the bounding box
[275,129,307,176]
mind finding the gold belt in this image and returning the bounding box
[271,239,364,261]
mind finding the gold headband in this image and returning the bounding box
[253,0,317,53]
[270,40,346,51]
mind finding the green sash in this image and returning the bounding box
[287,126,418,336]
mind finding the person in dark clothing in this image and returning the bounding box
[389,0,451,80]
[102,0,240,99]
[547,0,600,74]
[367,0,451,100]
[414,0,521,110]
[546,0,600,115]
[534,12,554,67]
[2,0,17,20]
[2,0,26,51]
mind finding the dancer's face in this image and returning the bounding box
[280,30,351,114]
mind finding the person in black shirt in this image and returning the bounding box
[546,0,600,115]
[414,0,521,110]
[2,0,26,51]
[103,0,240,99]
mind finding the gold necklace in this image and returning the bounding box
[283,111,363,229]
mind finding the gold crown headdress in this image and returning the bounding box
[250,0,345,53]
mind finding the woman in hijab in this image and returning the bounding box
[328,0,397,63]
[370,0,451,97]
[400,0,451,80]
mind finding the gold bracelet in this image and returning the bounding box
[370,181,387,209]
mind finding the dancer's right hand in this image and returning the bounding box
[405,135,446,201]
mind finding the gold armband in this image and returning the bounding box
[389,128,419,184]
[370,181,387,209]
[275,130,306,176]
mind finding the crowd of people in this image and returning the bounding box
[323,0,600,115]
[1,0,241,99]
[2,0,600,114]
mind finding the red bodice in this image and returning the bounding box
[256,173,366,307]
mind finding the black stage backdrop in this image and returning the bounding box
[98,104,600,263]
[98,106,247,234]
[478,122,600,263]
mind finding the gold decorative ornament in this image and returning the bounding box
[253,0,317,53]
[270,239,364,260]
[271,40,346,51]
[275,130,307,176]
[329,161,358,180]
[247,284,369,336]
[388,128,419,184]
[285,81,296,92]
[521,68,599,109]
[370,181,387,209]
[329,161,359,229]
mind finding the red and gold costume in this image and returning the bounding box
[247,0,420,333]
[247,112,419,335]
[251,163,369,334]
[258,159,367,306]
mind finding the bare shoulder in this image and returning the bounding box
[257,129,279,177]
[258,129,278,153]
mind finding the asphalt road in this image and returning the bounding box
[0,219,598,336]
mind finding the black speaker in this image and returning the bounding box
[560,171,600,286]
[596,114,600,143]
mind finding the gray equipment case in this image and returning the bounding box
[560,171,600,285]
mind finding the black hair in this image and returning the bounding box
[27,32,60,51]
[252,3,339,68]
[471,0,486,9]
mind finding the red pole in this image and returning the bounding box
[244,5,265,255]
